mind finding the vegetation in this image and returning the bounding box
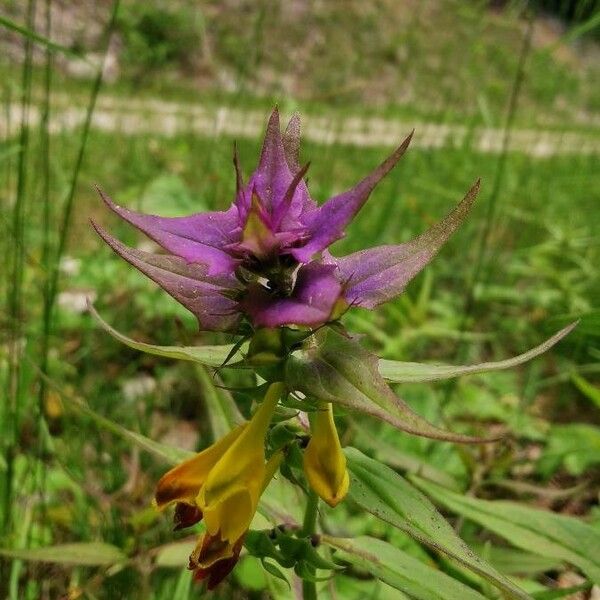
[0,0,599,598]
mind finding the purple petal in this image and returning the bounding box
[282,112,301,174]
[92,222,242,331]
[249,109,315,223]
[332,179,480,308]
[271,162,311,230]
[97,188,240,276]
[241,263,342,327]
[292,132,413,262]
[253,108,293,214]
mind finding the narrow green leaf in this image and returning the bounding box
[571,373,600,409]
[531,583,592,600]
[0,543,126,566]
[335,575,411,599]
[262,559,291,587]
[345,448,532,600]
[286,327,496,443]
[352,426,460,490]
[172,567,193,599]
[63,393,192,465]
[412,476,600,584]
[88,302,245,367]
[0,14,85,58]
[379,323,577,383]
[194,365,244,439]
[154,540,196,568]
[559,11,600,45]
[323,535,486,600]
[469,545,562,576]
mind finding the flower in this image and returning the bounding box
[92,108,478,332]
[154,383,284,588]
[303,402,349,507]
[196,382,283,543]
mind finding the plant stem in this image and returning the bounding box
[301,490,319,537]
[301,491,319,600]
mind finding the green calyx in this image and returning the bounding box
[246,327,312,381]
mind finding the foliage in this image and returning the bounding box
[117,3,205,74]
[0,1,599,599]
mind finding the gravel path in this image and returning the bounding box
[3,94,599,157]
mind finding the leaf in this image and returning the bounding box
[469,545,562,576]
[531,583,593,600]
[262,559,291,588]
[345,448,532,600]
[559,10,600,45]
[412,476,600,584]
[335,575,411,599]
[259,475,303,528]
[0,543,126,566]
[323,535,486,600]
[88,302,245,367]
[286,326,497,443]
[154,540,196,568]
[62,392,192,465]
[378,322,577,383]
[194,365,244,439]
[483,479,588,501]
[571,373,600,409]
[538,424,600,477]
[352,426,461,490]
[0,14,84,58]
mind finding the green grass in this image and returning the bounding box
[1,0,600,131]
[1,1,600,598]
[3,124,599,596]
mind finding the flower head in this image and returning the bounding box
[92,108,476,333]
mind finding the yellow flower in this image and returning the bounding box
[303,402,349,507]
[191,450,283,588]
[154,382,285,588]
[197,382,284,543]
[154,424,246,514]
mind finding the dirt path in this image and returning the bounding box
[3,94,599,157]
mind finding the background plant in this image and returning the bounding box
[0,0,599,598]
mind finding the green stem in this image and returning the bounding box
[301,490,319,537]
[300,491,319,600]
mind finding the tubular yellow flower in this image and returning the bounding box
[303,402,349,507]
[154,423,247,511]
[197,382,285,543]
[154,384,285,589]
[190,450,284,579]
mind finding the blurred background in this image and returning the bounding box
[0,1,599,598]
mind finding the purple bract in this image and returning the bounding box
[92,108,479,331]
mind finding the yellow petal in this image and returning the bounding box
[241,193,278,259]
[198,383,284,540]
[203,486,254,542]
[303,402,349,507]
[154,424,246,510]
[202,451,284,543]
